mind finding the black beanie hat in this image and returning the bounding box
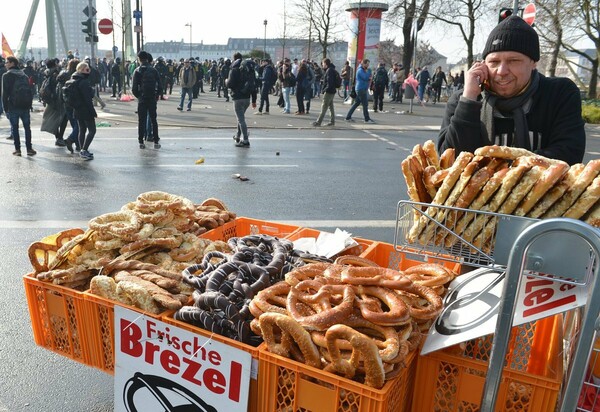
[482,16,539,62]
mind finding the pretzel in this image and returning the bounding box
[404,263,455,287]
[511,154,553,169]
[401,155,424,205]
[473,166,543,250]
[333,255,379,267]
[563,175,600,219]
[474,145,535,160]
[423,140,440,170]
[88,210,142,237]
[134,208,175,226]
[434,164,495,245]
[258,312,322,369]
[402,286,444,321]
[461,165,530,244]
[340,266,413,290]
[407,151,474,242]
[419,157,483,245]
[119,234,183,255]
[249,281,290,316]
[284,262,330,286]
[439,148,455,170]
[527,163,585,218]
[410,155,433,203]
[287,281,355,330]
[514,161,570,216]
[543,159,600,218]
[200,197,229,210]
[136,191,185,211]
[28,228,85,273]
[354,285,411,326]
[423,166,439,199]
[113,273,183,310]
[412,144,430,169]
[169,233,205,262]
[324,324,385,389]
[584,201,600,227]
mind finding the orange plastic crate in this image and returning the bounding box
[360,241,462,274]
[412,315,563,412]
[23,273,91,365]
[286,227,375,258]
[82,291,168,374]
[200,217,301,242]
[258,344,417,412]
[162,312,261,412]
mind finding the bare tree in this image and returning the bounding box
[564,0,600,97]
[534,0,567,76]
[386,0,431,77]
[426,0,495,68]
[293,0,345,59]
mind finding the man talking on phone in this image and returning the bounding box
[437,16,585,165]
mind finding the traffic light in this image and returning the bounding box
[499,7,512,22]
[81,18,93,36]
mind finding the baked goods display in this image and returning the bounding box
[27,191,236,313]
[401,142,600,253]
[175,234,333,345]
[249,260,457,389]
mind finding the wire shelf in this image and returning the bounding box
[394,200,539,268]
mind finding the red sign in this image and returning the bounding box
[523,3,536,26]
[98,18,113,35]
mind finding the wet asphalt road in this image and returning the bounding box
[1,90,598,411]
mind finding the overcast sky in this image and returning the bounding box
[2,0,512,64]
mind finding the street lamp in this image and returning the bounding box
[263,19,268,59]
[185,23,192,58]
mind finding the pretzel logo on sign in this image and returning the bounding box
[434,269,504,336]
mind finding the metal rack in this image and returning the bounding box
[394,200,539,268]
[476,218,600,412]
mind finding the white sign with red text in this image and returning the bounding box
[114,306,251,412]
[421,267,586,355]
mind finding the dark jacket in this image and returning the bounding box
[323,63,337,94]
[437,73,586,165]
[417,68,430,86]
[2,68,28,111]
[226,59,257,102]
[262,64,276,87]
[132,63,161,101]
[71,72,97,120]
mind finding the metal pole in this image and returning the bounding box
[135,0,140,53]
[88,0,96,64]
[263,20,267,58]
[512,0,519,15]
[185,23,192,58]
[353,0,362,86]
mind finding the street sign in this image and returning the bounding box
[98,18,113,35]
[83,5,97,17]
[523,3,536,26]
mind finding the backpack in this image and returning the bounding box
[287,72,296,88]
[334,69,343,88]
[239,60,256,94]
[10,72,34,109]
[375,68,388,87]
[61,79,82,109]
[139,66,158,100]
[39,75,57,104]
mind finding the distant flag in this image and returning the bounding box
[2,33,14,58]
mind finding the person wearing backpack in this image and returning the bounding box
[40,59,67,147]
[2,56,36,156]
[256,59,275,115]
[60,59,81,154]
[132,50,161,149]
[372,62,389,113]
[312,58,337,127]
[70,62,98,160]
[226,52,257,148]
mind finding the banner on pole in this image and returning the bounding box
[2,33,15,58]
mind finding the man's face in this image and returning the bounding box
[484,51,536,98]
[362,61,369,70]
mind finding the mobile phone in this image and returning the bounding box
[480,79,489,91]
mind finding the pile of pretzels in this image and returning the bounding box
[28,192,235,309]
[402,142,600,253]
[250,259,456,389]
[174,234,333,345]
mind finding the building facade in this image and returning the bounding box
[50,0,96,59]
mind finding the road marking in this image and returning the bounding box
[588,151,600,155]
[0,219,397,229]
[364,130,399,148]
[112,164,299,168]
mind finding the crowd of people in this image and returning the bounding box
[0,16,587,162]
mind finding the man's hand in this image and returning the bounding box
[463,61,489,101]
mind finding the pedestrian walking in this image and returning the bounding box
[312,58,337,127]
[177,59,196,112]
[2,56,35,156]
[226,52,257,147]
[132,50,161,149]
[69,62,97,160]
[345,59,374,123]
